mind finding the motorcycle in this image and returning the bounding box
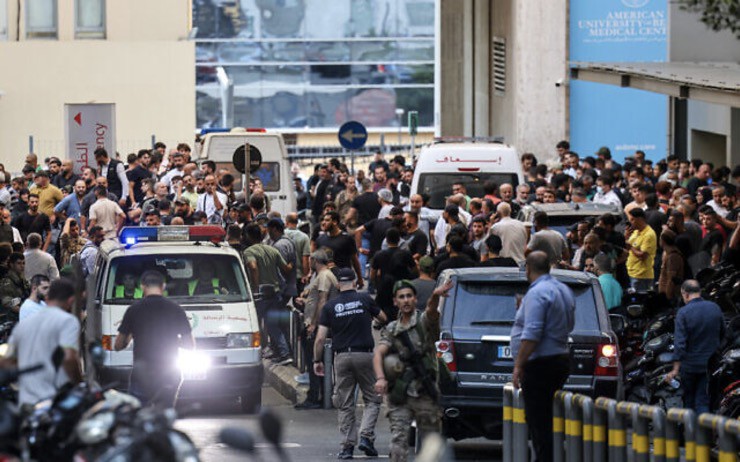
[0,362,44,459]
[624,332,684,410]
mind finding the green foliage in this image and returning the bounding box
[676,0,740,38]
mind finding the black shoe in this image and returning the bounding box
[337,446,354,460]
[294,400,322,410]
[358,437,378,457]
[272,355,293,366]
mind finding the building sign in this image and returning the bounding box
[569,0,668,162]
[64,104,116,174]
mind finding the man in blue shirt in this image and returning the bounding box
[511,251,575,462]
[665,280,725,414]
[53,179,87,225]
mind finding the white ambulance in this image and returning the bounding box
[85,226,263,412]
[410,138,524,212]
[197,128,297,217]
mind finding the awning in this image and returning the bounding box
[570,62,740,107]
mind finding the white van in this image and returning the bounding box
[85,226,263,412]
[410,139,523,212]
[198,128,297,217]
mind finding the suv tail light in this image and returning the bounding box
[436,340,457,372]
[595,343,619,376]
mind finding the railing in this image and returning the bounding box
[503,384,740,462]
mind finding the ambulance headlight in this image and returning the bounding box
[226,333,260,348]
[176,349,211,373]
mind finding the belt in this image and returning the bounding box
[335,347,374,354]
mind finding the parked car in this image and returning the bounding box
[517,202,623,237]
[435,267,622,441]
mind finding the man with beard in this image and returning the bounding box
[316,211,363,287]
[0,253,31,322]
[13,194,52,251]
[178,174,199,210]
[54,179,87,225]
[51,159,79,190]
[127,150,153,204]
[173,199,195,225]
[19,274,50,321]
[95,148,132,207]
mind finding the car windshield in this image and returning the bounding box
[417,173,518,210]
[452,281,600,332]
[105,254,249,304]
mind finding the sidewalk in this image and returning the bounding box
[263,359,307,404]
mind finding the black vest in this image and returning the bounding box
[102,159,123,199]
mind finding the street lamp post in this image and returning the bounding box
[395,108,404,149]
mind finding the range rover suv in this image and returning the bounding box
[435,267,621,441]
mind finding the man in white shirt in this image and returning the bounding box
[490,202,528,264]
[160,152,186,191]
[88,186,126,239]
[7,278,82,406]
[592,175,623,208]
[23,233,59,281]
[196,174,227,223]
[19,274,50,321]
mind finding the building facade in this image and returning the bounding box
[0,0,195,170]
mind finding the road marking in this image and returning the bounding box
[254,443,302,449]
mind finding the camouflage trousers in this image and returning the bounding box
[387,394,441,462]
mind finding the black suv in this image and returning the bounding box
[435,267,621,441]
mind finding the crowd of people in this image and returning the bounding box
[0,139,738,461]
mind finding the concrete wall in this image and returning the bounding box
[439,0,567,158]
[0,0,194,170]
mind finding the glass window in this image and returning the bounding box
[75,0,105,39]
[26,0,57,39]
[0,0,7,40]
[417,173,520,210]
[452,282,600,333]
[105,254,249,304]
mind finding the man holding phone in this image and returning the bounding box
[624,208,657,291]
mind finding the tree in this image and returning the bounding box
[676,0,740,38]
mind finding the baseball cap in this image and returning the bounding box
[337,267,356,282]
[267,217,285,231]
[378,189,393,203]
[253,213,269,225]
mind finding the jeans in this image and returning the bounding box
[129,361,182,408]
[256,295,290,359]
[682,371,710,414]
[521,354,570,462]
[630,277,654,292]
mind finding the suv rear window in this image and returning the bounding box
[451,281,600,332]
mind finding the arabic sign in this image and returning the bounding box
[338,121,368,150]
[436,155,503,164]
[569,0,668,162]
[64,103,116,174]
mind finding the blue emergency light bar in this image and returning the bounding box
[119,226,225,246]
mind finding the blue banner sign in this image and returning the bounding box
[569,0,668,163]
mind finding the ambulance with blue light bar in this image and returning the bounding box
[85,226,263,412]
[410,138,523,213]
[197,128,297,217]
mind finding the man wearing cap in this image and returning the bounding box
[373,279,452,461]
[314,268,386,459]
[624,207,657,291]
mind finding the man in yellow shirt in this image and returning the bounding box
[30,171,63,223]
[625,208,657,291]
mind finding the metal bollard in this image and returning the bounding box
[564,392,583,462]
[577,395,594,462]
[666,408,697,462]
[695,413,715,462]
[638,405,667,462]
[720,418,740,462]
[323,339,333,409]
[592,400,608,462]
[513,387,530,462]
[503,384,514,462]
[616,402,647,462]
[553,391,566,462]
[596,397,627,462]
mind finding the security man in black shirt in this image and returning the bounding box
[115,270,194,407]
[314,267,387,460]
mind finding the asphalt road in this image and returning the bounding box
[175,384,503,461]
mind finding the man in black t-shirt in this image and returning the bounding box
[348,179,381,226]
[315,211,364,288]
[13,194,52,250]
[127,150,154,204]
[403,210,428,259]
[115,270,193,407]
[436,235,477,274]
[313,268,386,459]
[371,228,417,320]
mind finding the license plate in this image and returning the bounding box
[182,370,207,381]
[498,345,513,359]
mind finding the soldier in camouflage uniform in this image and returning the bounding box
[373,279,452,462]
[0,253,31,322]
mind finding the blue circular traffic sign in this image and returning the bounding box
[338,121,368,150]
